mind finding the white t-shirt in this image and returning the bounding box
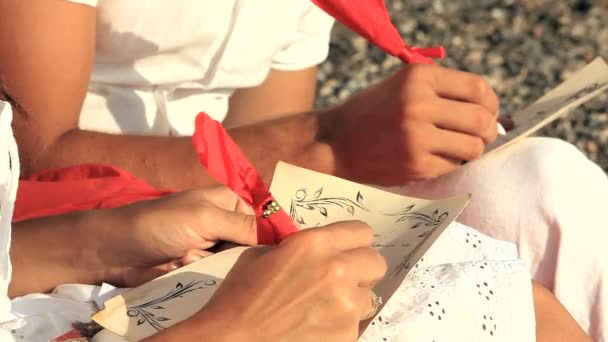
[66,0,335,135]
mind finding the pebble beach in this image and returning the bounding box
[317,0,608,171]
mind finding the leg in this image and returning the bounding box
[392,138,608,340]
[533,281,590,342]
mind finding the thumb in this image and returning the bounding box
[200,206,258,246]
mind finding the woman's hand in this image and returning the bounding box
[96,187,257,287]
[146,221,387,342]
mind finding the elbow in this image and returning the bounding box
[12,122,74,178]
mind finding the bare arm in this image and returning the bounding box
[2,1,500,189]
[9,211,115,297]
[0,0,333,190]
[223,67,318,128]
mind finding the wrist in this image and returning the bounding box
[71,209,137,285]
[230,110,337,182]
[315,104,356,180]
[296,109,340,176]
[9,211,112,295]
[71,210,123,284]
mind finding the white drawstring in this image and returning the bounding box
[152,87,172,136]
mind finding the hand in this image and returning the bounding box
[149,221,387,342]
[97,187,256,287]
[323,64,500,185]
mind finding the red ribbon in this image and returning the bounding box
[192,112,298,245]
[311,0,445,64]
[14,164,174,223]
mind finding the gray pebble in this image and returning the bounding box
[316,0,608,172]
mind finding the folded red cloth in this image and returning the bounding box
[311,0,445,64]
[13,164,174,223]
[192,112,298,244]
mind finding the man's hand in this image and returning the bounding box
[323,64,500,185]
[10,187,258,296]
[146,221,387,342]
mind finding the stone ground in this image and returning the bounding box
[316,0,608,171]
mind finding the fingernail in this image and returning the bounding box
[185,254,203,264]
[170,260,183,270]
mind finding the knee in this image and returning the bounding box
[509,137,589,170]
[503,137,605,191]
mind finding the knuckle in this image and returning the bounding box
[242,215,256,232]
[334,293,359,317]
[486,118,499,143]
[374,252,389,277]
[406,63,432,79]
[402,125,427,152]
[472,107,491,134]
[297,230,328,247]
[325,258,348,282]
[349,221,374,243]
[468,76,490,102]
[281,231,324,256]
[406,154,432,177]
[465,139,485,160]
[402,102,430,121]
[402,64,421,81]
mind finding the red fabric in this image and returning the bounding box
[312,0,445,63]
[50,329,87,342]
[193,112,298,245]
[13,164,174,223]
[13,113,297,245]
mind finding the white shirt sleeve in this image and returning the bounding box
[271,4,335,71]
[65,0,98,7]
[0,101,19,326]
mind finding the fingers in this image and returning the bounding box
[180,249,214,265]
[189,186,254,215]
[300,221,375,252]
[199,206,257,245]
[121,264,175,287]
[431,98,498,144]
[429,66,499,115]
[338,247,387,286]
[430,129,486,162]
[421,155,461,178]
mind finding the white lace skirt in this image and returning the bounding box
[360,222,535,341]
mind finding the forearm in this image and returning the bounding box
[24,111,337,190]
[9,211,115,297]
